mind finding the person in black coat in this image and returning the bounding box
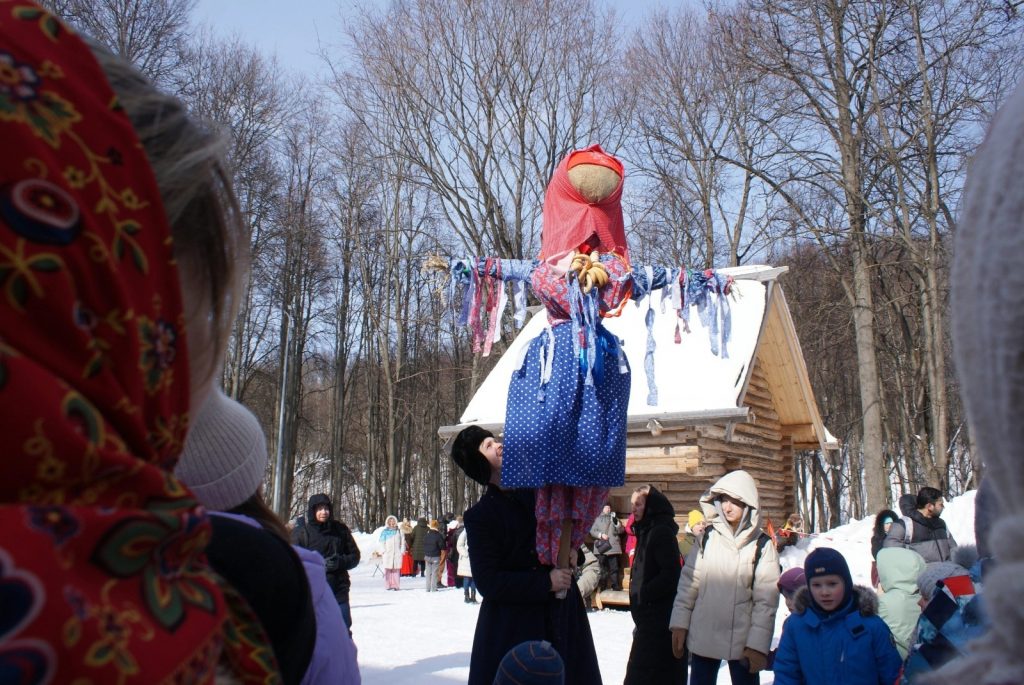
[411,516,428,576]
[423,520,446,592]
[292,493,361,630]
[451,425,602,685]
[871,509,899,559]
[624,484,686,684]
[870,508,899,588]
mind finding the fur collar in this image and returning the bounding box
[792,584,879,617]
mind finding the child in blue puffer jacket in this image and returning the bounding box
[773,547,902,685]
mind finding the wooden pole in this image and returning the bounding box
[555,519,573,599]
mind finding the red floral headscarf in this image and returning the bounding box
[539,144,629,261]
[0,4,275,683]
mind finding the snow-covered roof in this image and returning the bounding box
[440,264,836,452]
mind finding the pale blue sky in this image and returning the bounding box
[192,0,679,78]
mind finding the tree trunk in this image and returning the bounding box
[850,243,888,513]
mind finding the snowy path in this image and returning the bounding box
[348,563,763,684]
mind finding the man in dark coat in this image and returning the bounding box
[883,486,958,563]
[423,519,445,592]
[411,516,428,576]
[446,516,464,588]
[590,504,625,591]
[452,425,602,685]
[624,485,686,684]
[292,493,361,630]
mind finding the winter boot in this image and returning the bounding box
[470,588,478,604]
[464,586,471,603]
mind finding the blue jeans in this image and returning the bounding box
[689,653,759,685]
[338,601,352,631]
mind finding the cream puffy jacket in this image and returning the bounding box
[669,470,780,659]
[456,527,472,578]
[378,518,406,570]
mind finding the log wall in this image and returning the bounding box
[611,359,797,529]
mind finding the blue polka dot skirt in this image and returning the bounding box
[502,321,629,488]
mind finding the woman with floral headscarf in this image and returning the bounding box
[0,4,277,682]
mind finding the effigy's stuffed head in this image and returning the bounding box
[567,152,621,203]
[451,425,494,486]
[540,145,628,260]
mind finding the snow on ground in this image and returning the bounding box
[349,491,976,683]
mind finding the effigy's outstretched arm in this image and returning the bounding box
[440,257,537,356]
[446,257,732,299]
[431,256,736,368]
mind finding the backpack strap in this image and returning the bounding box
[751,532,771,592]
[901,515,914,545]
[700,525,714,554]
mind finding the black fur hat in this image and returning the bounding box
[452,425,494,486]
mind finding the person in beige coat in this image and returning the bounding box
[378,514,406,590]
[456,526,477,603]
[669,470,780,685]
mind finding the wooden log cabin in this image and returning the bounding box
[440,263,836,538]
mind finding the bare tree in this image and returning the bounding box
[42,0,194,85]
[336,0,627,260]
[866,0,1019,490]
[322,123,378,515]
[625,8,780,267]
[173,32,289,400]
[268,94,334,518]
[719,0,898,513]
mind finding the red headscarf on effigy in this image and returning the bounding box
[0,4,276,683]
[539,144,629,262]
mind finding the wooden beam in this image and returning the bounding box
[625,447,701,475]
[733,278,775,428]
[626,445,700,459]
[727,265,790,282]
[624,429,701,446]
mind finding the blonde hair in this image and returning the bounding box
[87,40,248,386]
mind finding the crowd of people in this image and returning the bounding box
[446,422,995,685]
[198,420,981,685]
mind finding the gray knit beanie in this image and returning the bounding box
[175,387,268,511]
